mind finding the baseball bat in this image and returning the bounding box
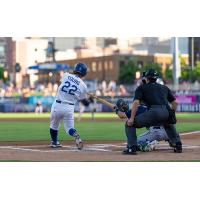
[87,93,116,110]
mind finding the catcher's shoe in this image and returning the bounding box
[74,134,83,150]
[144,140,159,152]
[50,141,62,148]
[174,141,182,153]
[122,146,137,155]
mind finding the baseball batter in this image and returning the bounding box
[49,62,88,149]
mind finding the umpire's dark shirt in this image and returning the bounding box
[134,82,176,108]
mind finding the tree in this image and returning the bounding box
[118,61,139,84]
[0,67,4,80]
[180,54,187,67]
[0,67,9,82]
[165,66,173,80]
[141,62,163,78]
[181,61,200,82]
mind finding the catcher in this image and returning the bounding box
[87,92,169,152]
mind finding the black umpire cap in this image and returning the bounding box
[144,69,159,80]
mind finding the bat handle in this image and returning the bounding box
[87,92,97,98]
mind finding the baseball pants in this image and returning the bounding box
[50,102,74,133]
[134,105,181,146]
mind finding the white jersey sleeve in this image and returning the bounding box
[77,83,87,100]
[55,72,88,104]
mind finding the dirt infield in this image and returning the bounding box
[0,132,200,161]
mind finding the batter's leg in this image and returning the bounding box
[49,104,62,147]
[63,110,83,150]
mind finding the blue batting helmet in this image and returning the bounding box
[73,62,87,77]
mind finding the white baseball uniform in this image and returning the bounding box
[50,72,87,133]
[137,126,168,144]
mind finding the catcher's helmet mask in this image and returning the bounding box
[116,99,129,112]
[73,62,87,77]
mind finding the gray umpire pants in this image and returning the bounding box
[125,105,181,148]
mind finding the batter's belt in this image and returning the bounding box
[56,100,74,105]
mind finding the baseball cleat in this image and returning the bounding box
[122,146,137,155]
[174,142,182,153]
[145,140,159,151]
[74,134,83,150]
[137,140,159,152]
[50,141,63,148]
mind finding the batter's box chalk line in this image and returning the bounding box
[0,144,115,153]
[0,143,199,153]
[0,130,200,153]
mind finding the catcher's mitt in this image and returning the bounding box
[116,99,129,112]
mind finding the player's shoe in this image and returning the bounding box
[174,141,182,153]
[137,140,158,152]
[74,134,83,150]
[122,146,137,155]
[145,140,159,151]
[50,141,62,148]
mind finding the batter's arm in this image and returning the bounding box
[87,93,128,119]
[87,93,116,110]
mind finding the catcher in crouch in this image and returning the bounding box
[87,92,169,152]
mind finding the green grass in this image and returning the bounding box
[1,112,200,119]
[176,113,200,119]
[0,112,199,142]
[0,121,199,142]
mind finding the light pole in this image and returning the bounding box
[172,37,181,90]
[191,37,194,69]
[102,48,105,81]
[52,37,56,62]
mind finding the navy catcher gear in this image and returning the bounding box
[116,99,129,112]
[145,69,158,80]
[74,62,87,77]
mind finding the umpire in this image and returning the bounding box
[125,69,182,155]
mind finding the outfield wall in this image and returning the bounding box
[0,96,200,112]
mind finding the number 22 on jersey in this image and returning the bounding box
[61,81,78,95]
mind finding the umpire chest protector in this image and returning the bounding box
[134,82,175,108]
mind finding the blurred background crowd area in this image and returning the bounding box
[1,78,200,98]
[0,79,128,97]
[1,37,200,99]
